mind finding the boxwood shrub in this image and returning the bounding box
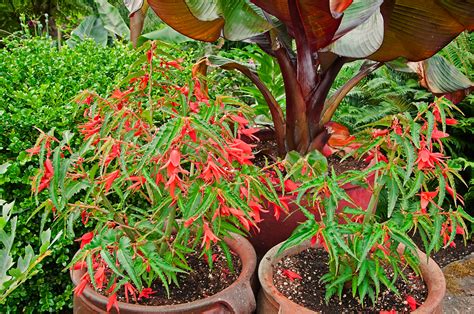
[0,36,139,312]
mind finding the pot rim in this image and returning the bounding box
[71,233,256,312]
[258,240,445,313]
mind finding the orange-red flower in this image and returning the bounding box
[284,179,298,193]
[37,158,54,192]
[406,295,418,311]
[415,147,445,170]
[104,143,121,167]
[445,118,458,125]
[126,176,146,192]
[364,149,388,163]
[138,287,156,299]
[106,293,119,313]
[98,170,121,193]
[94,266,106,289]
[226,139,255,165]
[310,231,328,251]
[431,127,449,140]
[269,196,291,221]
[201,222,219,249]
[73,261,87,270]
[74,273,90,296]
[78,114,102,139]
[200,157,226,183]
[76,231,94,249]
[238,127,260,141]
[26,145,41,156]
[372,128,389,138]
[282,269,302,281]
[160,149,181,176]
[165,173,184,198]
[111,87,133,100]
[419,190,438,213]
[123,282,138,303]
[248,199,266,224]
[445,183,464,205]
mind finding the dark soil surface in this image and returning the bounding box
[416,235,474,268]
[102,246,241,306]
[273,247,428,313]
[253,137,366,176]
[254,137,279,167]
[327,155,367,175]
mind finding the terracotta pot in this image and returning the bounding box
[258,240,446,314]
[71,234,257,314]
[248,177,374,260]
[245,127,375,259]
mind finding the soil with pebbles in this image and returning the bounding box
[99,246,242,306]
[253,137,367,174]
[416,235,474,268]
[273,247,427,313]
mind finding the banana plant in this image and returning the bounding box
[126,0,473,156]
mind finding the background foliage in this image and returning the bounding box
[331,32,474,216]
[0,1,472,310]
[0,35,139,312]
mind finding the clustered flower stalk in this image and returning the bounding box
[29,41,285,309]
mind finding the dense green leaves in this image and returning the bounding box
[0,36,139,312]
[0,200,60,304]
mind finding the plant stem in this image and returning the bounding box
[320,62,383,129]
[364,168,381,223]
[159,204,177,254]
[101,192,137,241]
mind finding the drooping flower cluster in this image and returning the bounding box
[30,41,282,308]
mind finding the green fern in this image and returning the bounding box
[439,31,473,80]
[333,66,431,131]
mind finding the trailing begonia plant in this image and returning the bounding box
[275,97,473,307]
[29,42,283,310]
[126,0,474,157]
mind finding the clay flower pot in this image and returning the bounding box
[257,240,446,314]
[248,178,374,259]
[244,128,375,259]
[71,234,257,314]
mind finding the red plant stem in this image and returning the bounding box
[159,204,176,254]
[320,62,383,129]
[288,0,316,98]
[233,68,286,156]
[274,44,309,153]
[308,57,347,140]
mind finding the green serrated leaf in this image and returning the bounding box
[386,174,399,218]
[405,171,424,200]
[86,254,97,290]
[100,250,124,277]
[117,249,142,290]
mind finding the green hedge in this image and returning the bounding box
[0,36,138,312]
